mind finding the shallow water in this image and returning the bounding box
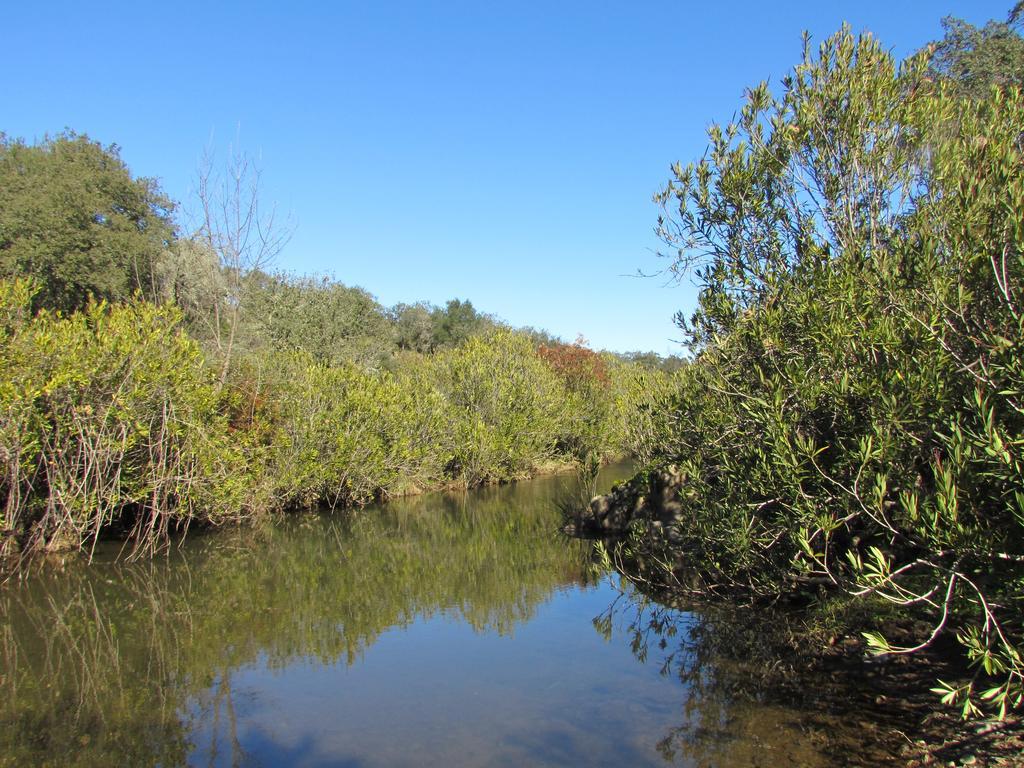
[1,465,857,767]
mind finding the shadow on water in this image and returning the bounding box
[0,462,902,767]
[593,543,930,767]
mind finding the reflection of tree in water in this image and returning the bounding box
[0,567,195,767]
[593,547,868,768]
[0,476,595,768]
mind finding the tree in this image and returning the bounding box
[431,298,489,348]
[0,131,176,312]
[618,350,687,373]
[242,272,393,366]
[392,301,436,354]
[165,236,228,338]
[190,141,291,382]
[538,336,612,471]
[926,9,1024,99]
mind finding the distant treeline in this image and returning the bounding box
[0,132,678,567]
[0,130,683,373]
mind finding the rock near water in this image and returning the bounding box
[565,465,685,536]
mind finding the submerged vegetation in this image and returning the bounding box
[608,11,1024,719]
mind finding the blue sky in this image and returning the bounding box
[1,1,1011,353]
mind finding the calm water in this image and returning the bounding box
[1,465,871,767]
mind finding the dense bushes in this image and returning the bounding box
[0,281,248,563]
[432,330,568,485]
[244,328,657,503]
[0,282,664,565]
[0,133,670,564]
[245,350,450,507]
[632,27,1024,716]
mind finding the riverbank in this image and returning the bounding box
[813,629,1024,767]
[0,279,670,571]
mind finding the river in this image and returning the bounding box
[0,463,885,767]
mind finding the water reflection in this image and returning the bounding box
[593,583,837,768]
[0,471,609,767]
[594,546,909,768]
[0,465,881,767]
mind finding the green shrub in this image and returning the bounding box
[430,329,566,485]
[252,350,449,507]
[643,27,1024,716]
[0,281,250,560]
[606,360,682,466]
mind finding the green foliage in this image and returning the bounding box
[0,132,176,312]
[240,271,394,366]
[615,350,687,374]
[430,298,491,348]
[162,237,226,338]
[608,361,683,466]
[537,338,612,464]
[0,284,657,566]
[250,350,449,507]
[0,280,249,560]
[170,262,505,367]
[0,125,665,570]
[644,24,1024,716]
[392,301,437,353]
[430,329,567,485]
[927,10,1024,99]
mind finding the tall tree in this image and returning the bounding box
[431,298,489,348]
[0,132,176,312]
[242,272,393,366]
[926,7,1024,99]
[191,142,291,382]
[392,301,436,354]
[653,24,1024,715]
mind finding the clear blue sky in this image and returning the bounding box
[1,1,1011,353]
